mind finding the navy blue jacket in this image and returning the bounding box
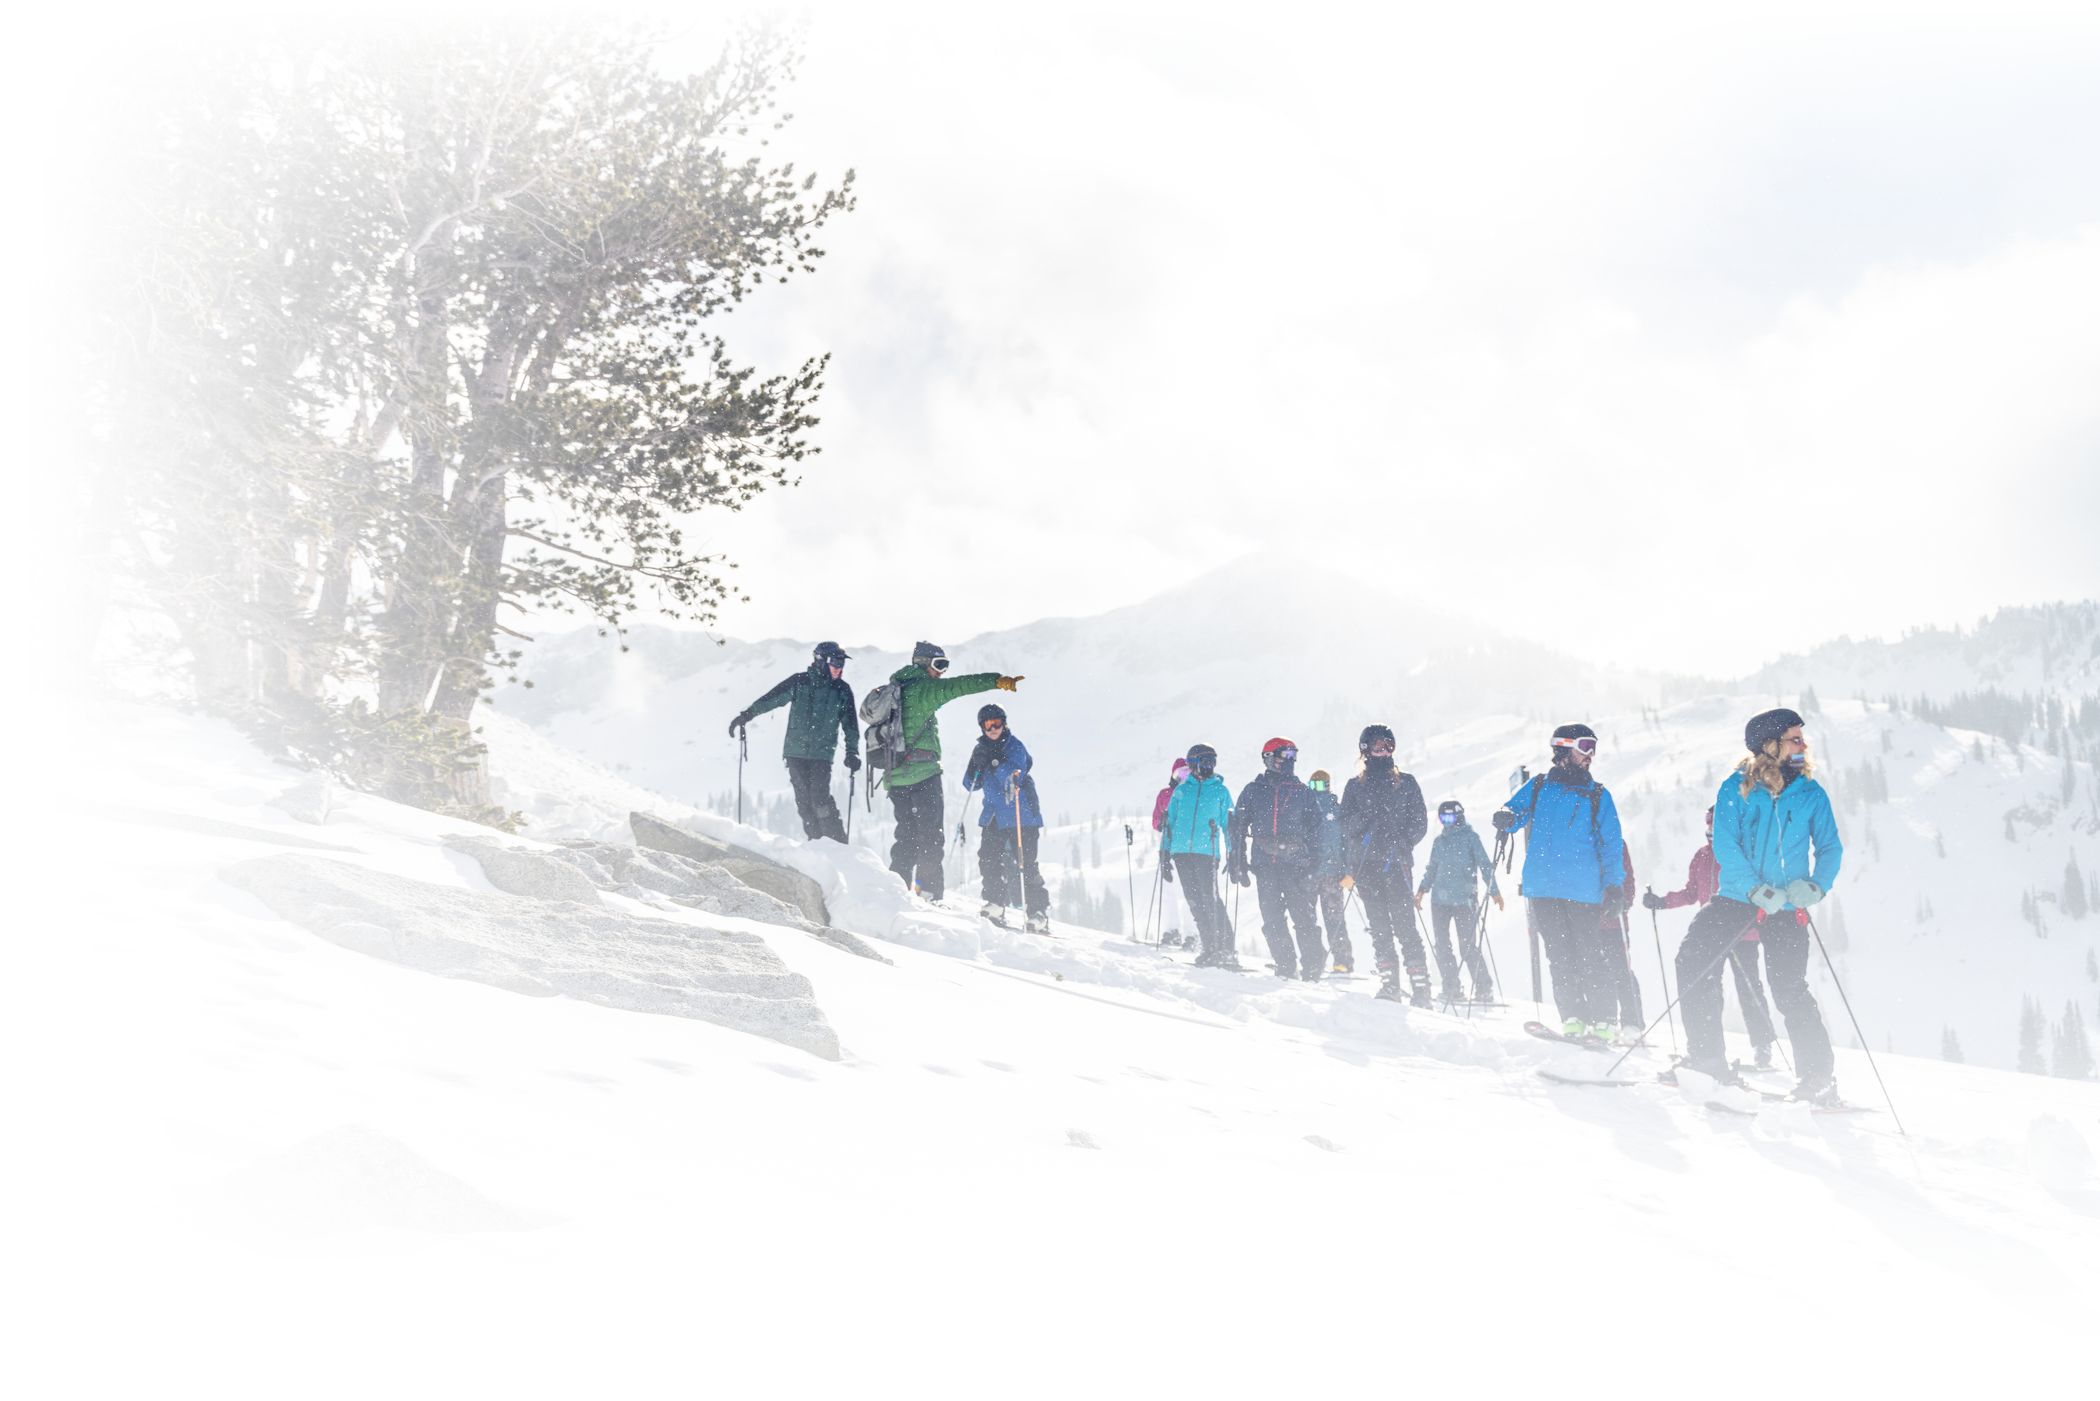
[1228,772,1322,875]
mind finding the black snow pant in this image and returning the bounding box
[1315,876,1354,969]
[887,778,946,899]
[1607,915,1644,1027]
[978,824,1049,917]
[786,757,847,843]
[1730,938,1778,1052]
[1678,899,1833,1079]
[1173,854,1233,960]
[1531,897,1618,1025]
[1254,867,1323,977]
[1359,867,1427,986]
[1430,901,1493,1000]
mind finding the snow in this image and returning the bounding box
[16,701,2100,1397]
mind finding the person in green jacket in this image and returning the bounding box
[729,641,860,843]
[881,641,1023,900]
[1414,799,1504,1002]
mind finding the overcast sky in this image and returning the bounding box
[627,0,2100,675]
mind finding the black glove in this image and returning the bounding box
[1491,809,1516,832]
[1602,886,1627,917]
[844,755,861,773]
[1228,860,1252,888]
[1161,858,1175,884]
[1641,890,1665,911]
[728,713,750,738]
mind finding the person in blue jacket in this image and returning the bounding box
[1306,770,1355,974]
[1415,799,1504,1002]
[961,704,1050,934]
[1674,708,1844,1101]
[1159,743,1242,970]
[1492,723,1628,1039]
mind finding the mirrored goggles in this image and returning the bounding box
[1552,736,1599,756]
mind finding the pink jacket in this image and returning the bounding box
[1151,759,1190,832]
[1659,844,1722,911]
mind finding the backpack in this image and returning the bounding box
[859,681,908,772]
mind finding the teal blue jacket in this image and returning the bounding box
[1160,774,1234,859]
[1418,823,1500,905]
[1712,769,1842,905]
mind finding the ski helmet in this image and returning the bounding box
[1550,722,1598,760]
[1358,724,1397,754]
[1186,743,1218,777]
[912,640,951,673]
[1744,708,1804,755]
[1438,799,1465,824]
[977,703,1007,728]
[813,640,849,667]
[1261,737,1298,773]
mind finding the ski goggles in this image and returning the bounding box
[927,657,951,672]
[981,718,1005,733]
[1438,812,1460,824]
[1264,746,1298,761]
[1552,735,1599,755]
[1307,778,1328,792]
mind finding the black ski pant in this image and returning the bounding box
[1730,938,1778,1051]
[1531,897,1618,1024]
[887,778,946,899]
[1430,900,1493,999]
[1315,876,1354,969]
[786,757,847,843]
[1254,867,1323,977]
[1677,899,1833,1078]
[1173,854,1233,959]
[977,824,1048,917]
[1358,867,1426,984]
[1608,916,1644,1026]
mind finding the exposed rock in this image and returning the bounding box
[271,773,337,826]
[629,812,831,926]
[224,854,840,1060]
[441,834,602,905]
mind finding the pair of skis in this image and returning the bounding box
[1525,1021,1872,1115]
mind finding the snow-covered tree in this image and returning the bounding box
[2065,852,2089,920]
[2018,997,2047,1074]
[1940,1026,1964,1063]
[2050,1004,2094,1080]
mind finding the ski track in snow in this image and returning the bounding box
[15,699,2100,1397]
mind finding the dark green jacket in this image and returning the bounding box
[743,664,859,764]
[884,663,1001,790]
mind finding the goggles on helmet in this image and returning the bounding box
[1552,735,1599,756]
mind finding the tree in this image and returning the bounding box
[2086,947,2097,983]
[90,26,855,813]
[2018,997,2046,1074]
[2066,852,2090,920]
[2051,1003,2095,1080]
[1940,1026,1964,1063]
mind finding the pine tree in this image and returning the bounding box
[2086,947,2098,983]
[1799,686,1821,717]
[2066,852,2090,920]
[2004,814,2018,843]
[1940,1026,1964,1063]
[2050,1003,2095,1080]
[2018,997,2047,1074]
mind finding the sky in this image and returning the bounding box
[628,0,2100,675]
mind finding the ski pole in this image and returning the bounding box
[1124,824,1137,940]
[1647,893,1677,1055]
[736,727,747,824]
[1475,894,1503,1003]
[1605,912,1761,1078]
[1011,778,1026,925]
[1803,911,1908,1137]
[846,768,856,842]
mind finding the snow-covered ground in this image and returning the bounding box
[17,701,2100,1397]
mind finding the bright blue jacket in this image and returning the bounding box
[1419,823,1500,905]
[1310,787,1347,878]
[962,734,1042,829]
[1712,770,1842,905]
[1160,773,1234,859]
[1502,770,1625,906]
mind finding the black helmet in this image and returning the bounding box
[1186,743,1218,777]
[813,640,849,666]
[1358,724,1396,753]
[1438,799,1465,821]
[977,703,1007,727]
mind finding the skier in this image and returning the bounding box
[961,705,1049,933]
[1413,799,1502,1002]
[1340,724,1430,1004]
[1673,708,1844,1101]
[1491,723,1627,1039]
[727,642,862,842]
[1307,769,1356,974]
[1227,737,1326,980]
[1150,758,1191,947]
[878,642,1022,901]
[1160,743,1242,969]
[1644,806,1778,1069]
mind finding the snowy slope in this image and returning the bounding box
[488,575,2100,1074]
[22,701,2099,1398]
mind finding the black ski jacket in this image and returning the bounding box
[1340,765,1428,878]
[1228,771,1322,876]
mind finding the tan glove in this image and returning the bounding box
[1492,893,1506,912]
[1412,891,1424,909]
[995,675,1023,692]
[1339,875,1354,891]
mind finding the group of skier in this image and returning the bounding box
[730,644,1844,1104]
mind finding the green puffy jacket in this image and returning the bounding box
[883,663,1001,790]
[742,664,860,764]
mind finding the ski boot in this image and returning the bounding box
[1790,1073,1841,1107]
[1615,1023,1644,1047]
[1407,970,1433,1009]
[1375,975,1404,1002]
[980,902,1009,926]
[1024,913,1052,936]
[1161,929,1184,948]
[1659,1058,1743,1089]
[1332,960,1353,976]
[1214,953,1245,972]
[1754,1043,1775,1070]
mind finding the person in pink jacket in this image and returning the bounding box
[1644,806,1778,1068]
[1150,758,1191,946]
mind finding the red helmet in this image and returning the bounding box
[1262,736,1297,755]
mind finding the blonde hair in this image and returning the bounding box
[1737,743,1813,797]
